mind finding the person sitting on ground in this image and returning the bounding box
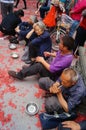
[20,21,52,63]
[8,35,74,81]
[39,68,86,129]
[10,15,38,44]
[58,95,86,130]
[0,9,24,36]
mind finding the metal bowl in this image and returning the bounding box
[11,53,19,59]
[9,44,17,50]
[26,103,39,116]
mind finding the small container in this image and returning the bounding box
[9,44,17,50]
[26,102,39,116]
[11,52,19,59]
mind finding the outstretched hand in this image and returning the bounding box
[62,121,81,130]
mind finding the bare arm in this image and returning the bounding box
[49,82,69,112]
[57,92,68,112]
[36,56,50,71]
[44,51,56,57]
[26,29,34,39]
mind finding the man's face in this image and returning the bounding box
[59,39,66,51]
[60,73,74,88]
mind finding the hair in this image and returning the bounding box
[14,9,24,17]
[33,21,46,31]
[30,15,38,23]
[62,35,74,51]
[63,67,79,83]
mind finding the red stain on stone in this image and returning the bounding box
[20,106,25,113]
[0,102,4,109]
[0,54,5,63]
[0,69,14,87]
[34,88,43,98]
[8,100,17,109]
[0,111,12,126]
[40,103,45,112]
[19,90,29,97]
[8,86,17,93]
[35,116,41,128]
[34,84,40,89]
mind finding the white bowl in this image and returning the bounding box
[9,44,17,50]
[26,103,39,116]
[11,53,19,59]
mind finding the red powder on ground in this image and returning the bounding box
[0,69,14,87]
[0,102,4,109]
[35,118,41,128]
[0,111,12,126]
[8,86,17,93]
[8,100,17,109]
[20,106,25,113]
[34,88,43,98]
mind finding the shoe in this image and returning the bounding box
[9,37,19,44]
[8,70,23,80]
[24,60,32,64]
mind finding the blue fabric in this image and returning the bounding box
[18,22,33,38]
[39,112,77,129]
[60,0,66,3]
[31,30,52,57]
[68,20,79,37]
[59,76,86,112]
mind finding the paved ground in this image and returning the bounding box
[0,1,46,130]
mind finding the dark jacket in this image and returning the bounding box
[30,30,52,57]
[1,12,22,35]
[18,22,33,38]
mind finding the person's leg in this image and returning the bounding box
[39,6,50,19]
[23,0,27,9]
[8,62,51,79]
[45,96,63,114]
[74,26,86,53]
[8,3,14,14]
[14,0,19,7]
[29,43,38,59]
[68,20,79,37]
[1,3,8,19]
[39,77,54,91]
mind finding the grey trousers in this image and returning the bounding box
[39,77,54,91]
[39,77,63,114]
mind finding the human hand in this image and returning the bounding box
[36,56,44,63]
[62,121,81,130]
[49,82,61,94]
[15,26,20,33]
[35,10,38,15]
[44,52,51,57]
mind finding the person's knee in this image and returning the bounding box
[39,77,54,91]
[39,77,48,90]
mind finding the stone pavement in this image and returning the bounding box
[0,1,46,130]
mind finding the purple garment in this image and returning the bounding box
[50,50,73,73]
